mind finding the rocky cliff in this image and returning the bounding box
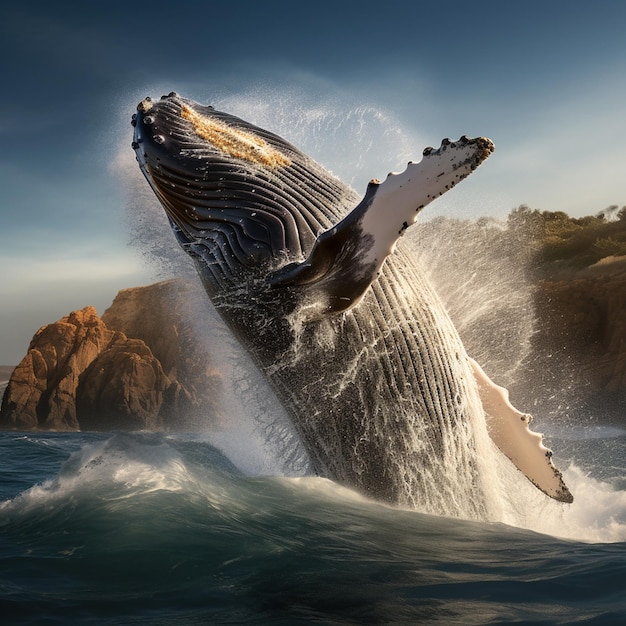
[529,256,626,419]
[0,280,221,431]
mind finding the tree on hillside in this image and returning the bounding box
[505,204,626,270]
[507,205,545,240]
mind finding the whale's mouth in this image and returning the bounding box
[132,93,225,175]
[130,93,325,273]
[132,92,294,169]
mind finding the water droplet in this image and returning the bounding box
[153,135,165,144]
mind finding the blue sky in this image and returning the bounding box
[1,0,625,364]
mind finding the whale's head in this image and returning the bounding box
[132,93,354,291]
[132,93,494,303]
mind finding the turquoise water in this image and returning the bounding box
[1,427,624,624]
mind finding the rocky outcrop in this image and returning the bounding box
[0,280,221,431]
[101,279,222,429]
[76,337,171,431]
[0,307,121,430]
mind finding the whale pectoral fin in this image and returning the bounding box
[268,181,380,312]
[469,359,573,503]
[269,136,495,314]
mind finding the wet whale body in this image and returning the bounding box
[132,93,572,516]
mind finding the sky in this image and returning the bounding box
[1,0,625,364]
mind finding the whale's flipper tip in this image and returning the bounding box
[470,359,573,503]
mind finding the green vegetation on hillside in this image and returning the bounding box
[418,204,626,282]
[507,204,626,270]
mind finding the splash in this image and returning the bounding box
[0,435,198,515]
[411,217,536,388]
[117,86,624,540]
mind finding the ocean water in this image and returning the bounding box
[0,424,624,625]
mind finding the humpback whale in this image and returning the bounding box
[131,92,572,516]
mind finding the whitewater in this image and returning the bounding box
[1,90,624,624]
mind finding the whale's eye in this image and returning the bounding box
[180,104,291,168]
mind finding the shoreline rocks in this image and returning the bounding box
[0,280,221,431]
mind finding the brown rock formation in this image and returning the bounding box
[531,257,626,418]
[76,337,170,431]
[0,307,121,430]
[101,279,222,429]
[0,280,221,431]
